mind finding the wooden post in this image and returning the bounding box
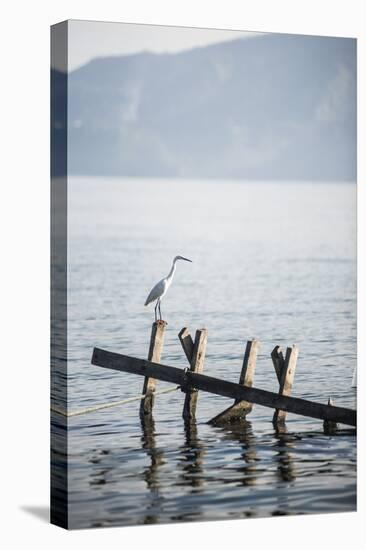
[178,328,208,421]
[271,345,285,384]
[238,339,260,392]
[139,321,167,417]
[209,339,260,425]
[178,327,194,364]
[272,345,299,424]
[323,398,339,434]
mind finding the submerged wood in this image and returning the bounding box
[139,320,167,417]
[209,339,260,425]
[92,347,357,427]
[179,328,208,420]
[323,398,339,434]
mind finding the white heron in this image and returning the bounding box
[144,255,192,321]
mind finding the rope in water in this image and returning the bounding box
[51,385,180,418]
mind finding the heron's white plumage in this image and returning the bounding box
[144,255,192,320]
[144,278,169,306]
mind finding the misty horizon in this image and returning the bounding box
[51,31,356,182]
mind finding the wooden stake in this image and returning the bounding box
[238,339,260,391]
[209,339,260,425]
[179,328,208,421]
[139,320,167,417]
[271,345,285,384]
[323,398,339,434]
[273,345,299,424]
[178,327,194,364]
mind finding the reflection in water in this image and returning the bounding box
[70,415,355,528]
[273,424,297,484]
[88,449,111,487]
[178,420,206,491]
[140,414,165,524]
[271,425,298,516]
[220,421,259,487]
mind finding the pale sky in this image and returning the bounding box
[66,19,262,71]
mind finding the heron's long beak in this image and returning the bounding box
[181,256,192,262]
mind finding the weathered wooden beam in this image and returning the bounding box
[91,348,357,427]
[180,328,208,421]
[139,320,167,417]
[273,345,299,424]
[209,339,260,425]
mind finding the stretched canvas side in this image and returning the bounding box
[51,20,68,529]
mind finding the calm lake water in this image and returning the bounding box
[61,177,356,528]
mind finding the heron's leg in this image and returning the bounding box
[158,300,162,321]
[154,301,158,322]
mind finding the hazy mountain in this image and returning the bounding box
[53,33,356,180]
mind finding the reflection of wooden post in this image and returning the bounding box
[220,422,258,486]
[182,419,205,488]
[209,339,260,425]
[272,345,299,424]
[323,398,339,434]
[179,328,207,421]
[274,431,297,482]
[140,321,167,417]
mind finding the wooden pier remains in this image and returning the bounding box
[91,322,356,430]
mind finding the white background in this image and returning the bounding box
[0,0,364,548]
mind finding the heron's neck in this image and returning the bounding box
[167,260,177,281]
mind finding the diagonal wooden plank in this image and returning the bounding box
[91,348,357,427]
